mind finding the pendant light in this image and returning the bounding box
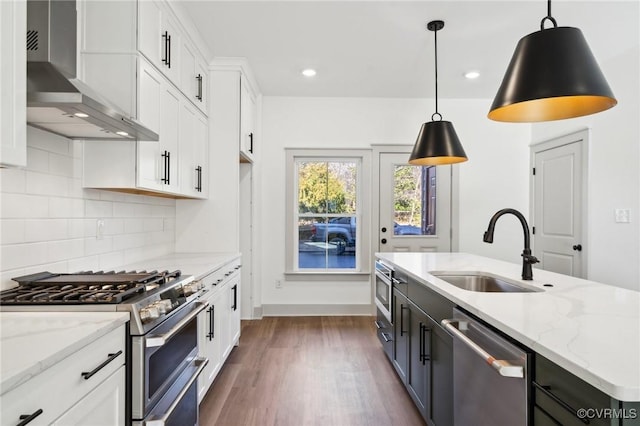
[488,0,616,122]
[409,20,467,166]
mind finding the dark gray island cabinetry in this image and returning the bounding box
[388,271,454,425]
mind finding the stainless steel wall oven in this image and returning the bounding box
[375,260,393,322]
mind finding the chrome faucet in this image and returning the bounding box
[483,208,539,280]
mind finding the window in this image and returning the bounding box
[393,165,436,236]
[286,149,371,274]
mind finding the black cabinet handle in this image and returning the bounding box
[81,350,123,380]
[231,284,238,311]
[532,382,590,424]
[196,74,203,101]
[249,133,253,153]
[167,33,171,68]
[206,305,214,341]
[399,304,408,336]
[162,31,170,67]
[17,409,43,426]
[166,151,170,185]
[421,325,431,365]
[161,151,169,184]
[195,166,202,192]
[418,321,423,361]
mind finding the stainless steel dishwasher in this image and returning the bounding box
[442,308,531,426]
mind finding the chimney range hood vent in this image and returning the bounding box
[26,0,158,141]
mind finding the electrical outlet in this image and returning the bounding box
[615,208,630,223]
[275,279,282,289]
[96,219,105,240]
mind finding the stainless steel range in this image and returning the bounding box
[0,270,209,426]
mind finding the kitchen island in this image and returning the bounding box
[376,252,640,402]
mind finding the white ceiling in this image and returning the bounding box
[179,1,639,99]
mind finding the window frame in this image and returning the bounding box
[285,148,371,277]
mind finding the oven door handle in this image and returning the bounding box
[144,357,209,426]
[146,301,208,348]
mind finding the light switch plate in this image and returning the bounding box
[615,209,630,223]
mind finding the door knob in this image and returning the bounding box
[381,238,387,244]
[381,227,387,233]
[572,244,582,251]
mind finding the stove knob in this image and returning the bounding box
[140,305,160,323]
[153,299,172,314]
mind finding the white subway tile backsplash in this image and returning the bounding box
[27,126,70,155]
[26,147,49,173]
[1,130,177,281]
[85,236,113,256]
[0,220,25,244]
[0,168,26,194]
[1,193,49,218]
[24,219,69,242]
[26,171,69,197]
[49,197,84,218]
[85,199,113,218]
[49,152,74,177]
[1,242,48,270]
[48,238,84,263]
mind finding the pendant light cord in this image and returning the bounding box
[434,27,439,117]
[541,0,558,29]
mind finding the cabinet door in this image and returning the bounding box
[160,13,181,84]
[217,281,232,360]
[426,316,454,426]
[179,101,197,197]
[392,289,409,383]
[138,59,163,190]
[239,77,256,161]
[228,273,241,345]
[195,60,208,115]
[138,0,162,67]
[180,41,197,104]
[408,304,429,417]
[51,367,126,426]
[159,83,180,192]
[1,0,26,167]
[198,290,222,402]
[195,112,208,197]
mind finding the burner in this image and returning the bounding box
[0,270,182,305]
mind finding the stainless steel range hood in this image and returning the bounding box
[26,0,158,141]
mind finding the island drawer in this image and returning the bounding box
[533,354,612,426]
[1,324,125,426]
[393,268,409,295]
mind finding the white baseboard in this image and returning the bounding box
[260,304,374,317]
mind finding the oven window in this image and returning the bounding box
[376,275,390,311]
[148,318,197,398]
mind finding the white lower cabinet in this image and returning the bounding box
[197,258,242,402]
[0,325,126,426]
[51,367,126,426]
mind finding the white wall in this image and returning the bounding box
[259,97,530,311]
[0,127,176,290]
[531,45,640,291]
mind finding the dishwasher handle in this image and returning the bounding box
[442,318,524,378]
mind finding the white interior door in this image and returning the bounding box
[379,153,452,252]
[532,131,587,278]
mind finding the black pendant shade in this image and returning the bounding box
[489,17,616,122]
[409,121,467,166]
[410,20,468,166]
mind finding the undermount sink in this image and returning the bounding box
[430,271,542,293]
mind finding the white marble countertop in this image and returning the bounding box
[0,312,129,395]
[119,252,241,280]
[376,252,640,402]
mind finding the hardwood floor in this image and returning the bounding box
[199,316,425,426]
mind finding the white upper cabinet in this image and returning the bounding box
[180,38,208,115]
[0,0,27,168]
[80,0,209,198]
[239,75,257,162]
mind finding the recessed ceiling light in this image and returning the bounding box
[116,131,129,137]
[74,112,89,118]
[464,71,480,80]
[302,69,317,77]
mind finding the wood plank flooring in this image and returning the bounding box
[199,316,425,426]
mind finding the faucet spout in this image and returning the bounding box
[483,208,539,280]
